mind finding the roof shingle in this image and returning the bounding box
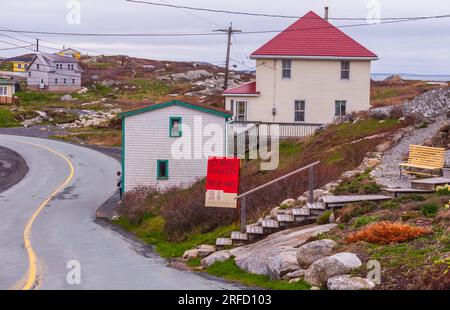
[251,11,377,59]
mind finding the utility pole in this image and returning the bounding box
[36,39,39,52]
[215,23,241,91]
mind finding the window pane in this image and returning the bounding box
[341,71,350,80]
[335,101,341,116]
[282,60,291,78]
[341,102,347,115]
[158,161,168,179]
[170,118,181,137]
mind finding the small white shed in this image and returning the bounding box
[122,100,232,192]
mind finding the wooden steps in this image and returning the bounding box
[216,238,233,247]
[383,187,434,198]
[411,177,450,191]
[321,195,392,208]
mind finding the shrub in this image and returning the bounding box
[333,171,381,195]
[351,215,378,228]
[382,201,400,209]
[436,185,450,196]
[336,201,378,223]
[118,186,159,224]
[421,204,440,218]
[317,210,333,225]
[397,194,427,203]
[347,221,432,245]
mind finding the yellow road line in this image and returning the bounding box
[10,140,75,290]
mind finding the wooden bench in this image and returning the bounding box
[399,145,446,178]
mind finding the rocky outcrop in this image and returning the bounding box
[327,275,375,290]
[304,253,362,287]
[201,250,231,267]
[230,224,337,276]
[182,245,216,261]
[296,239,338,268]
[403,88,450,120]
[267,251,300,280]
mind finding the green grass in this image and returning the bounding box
[0,108,20,127]
[114,215,237,258]
[15,90,62,105]
[334,118,399,141]
[421,204,440,218]
[317,210,332,225]
[333,170,381,195]
[206,259,310,290]
[368,238,438,269]
[351,215,379,228]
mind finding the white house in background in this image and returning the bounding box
[27,53,82,92]
[122,100,232,192]
[223,11,378,124]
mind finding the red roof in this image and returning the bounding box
[251,11,377,59]
[223,81,260,96]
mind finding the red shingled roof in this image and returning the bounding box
[251,11,377,59]
[223,81,260,96]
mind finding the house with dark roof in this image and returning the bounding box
[27,53,82,92]
[223,11,378,124]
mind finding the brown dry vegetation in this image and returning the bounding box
[347,221,432,244]
[370,79,445,108]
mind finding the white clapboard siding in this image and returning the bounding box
[124,105,227,192]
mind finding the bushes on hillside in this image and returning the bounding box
[347,221,432,245]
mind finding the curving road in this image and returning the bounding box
[0,135,239,290]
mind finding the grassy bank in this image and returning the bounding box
[0,108,20,127]
[114,214,237,258]
[205,259,311,290]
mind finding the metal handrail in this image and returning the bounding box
[235,161,321,232]
[236,161,320,199]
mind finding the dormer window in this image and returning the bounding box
[282,60,292,79]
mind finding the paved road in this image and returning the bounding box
[0,135,239,290]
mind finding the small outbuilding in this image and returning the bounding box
[122,100,232,192]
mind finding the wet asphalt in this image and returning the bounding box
[0,135,240,290]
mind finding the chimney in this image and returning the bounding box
[324,7,329,21]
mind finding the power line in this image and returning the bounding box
[0,44,34,51]
[125,0,450,21]
[1,13,448,38]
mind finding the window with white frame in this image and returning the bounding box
[0,86,7,96]
[335,100,347,117]
[341,61,350,80]
[282,60,292,79]
[294,100,306,122]
[55,79,58,84]
[236,101,247,121]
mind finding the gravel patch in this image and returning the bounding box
[372,116,449,188]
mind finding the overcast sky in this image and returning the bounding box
[1,0,449,74]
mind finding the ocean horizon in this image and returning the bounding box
[372,73,450,82]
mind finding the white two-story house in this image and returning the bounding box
[27,53,82,92]
[223,11,378,124]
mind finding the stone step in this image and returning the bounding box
[246,225,264,235]
[411,177,450,191]
[292,208,311,216]
[276,214,296,223]
[321,195,392,207]
[216,238,233,247]
[382,187,434,198]
[261,219,280,229]
[307,202,326,210]
[231,231,249,241]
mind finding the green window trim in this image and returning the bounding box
[169,117,183,138]
[157,160,169,180]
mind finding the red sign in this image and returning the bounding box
[205,158,240,209]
